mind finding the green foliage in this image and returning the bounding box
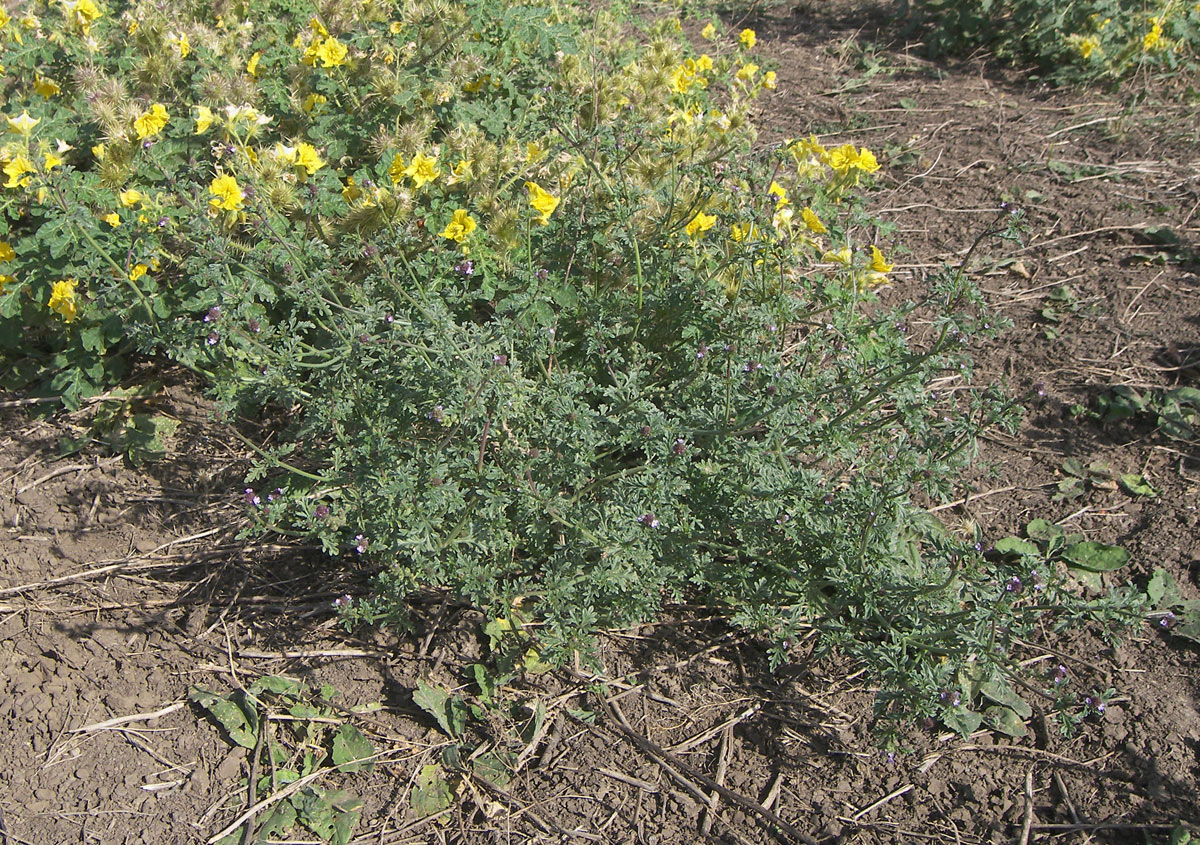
[190,676,374,845]
[909,0,1200,83]
[1093,384,1200,439]
[0,0,1147,737]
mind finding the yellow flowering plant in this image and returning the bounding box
[0,0,1071,748]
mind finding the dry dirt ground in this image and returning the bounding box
[2,3,1199,844]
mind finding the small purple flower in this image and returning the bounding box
[939,689,961,707]
[776,513,789,524]
[1160,611,1177,630]
[204,306,220,322]
[536,267,549,281]
[696,343,709,360]
[247,318,261,333]
[455,259,474,277]
[1030,570,1046,591]
[1051,664,1068,685]
[493,353,508,366]
[266,487,283,503]
[1005,576,1023,594]
[314,504,331,520]
[638,513,660,528]
[243,488,261,507]
[672,438,687,455]
[823,492,834,506]
[206,331,219,346]
[354,534,368,554]
[142,139,154,150]
[743,361,763,373]
[428,405,444,423]
[157,216,168,228]
[385,313,395,324]
[359,333,371,343]
[333,593,352,609]
[640,425,652,437]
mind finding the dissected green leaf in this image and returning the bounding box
[331,723,375,773]
[1062,542,1130,572]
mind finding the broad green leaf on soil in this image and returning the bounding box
[413,681,467,739]
[189,686,258,748]
[984,705,1028,738]
[1147,569,1178,608]
[1119,474,1158,497]
[1170,386,1200,407]
[979,677,1032,719]
[291,785,336,841]
[327,790,364,845]
[250,675,302,697]
[472,663,495,705]
[1157,408,1195,441]
[472,749,513,789]
[992,537,1039,557]
[942,706,982,737]
[331,723,375,773]
[1024,519,1063,542]
[1061,457,1086,478]
[411,764,455,817]
[521,700,546,746]
[1062,542,1130,572]
[256,800,298,842]
[1169,823,1192,845]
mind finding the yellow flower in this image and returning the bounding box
[48,279,78,322]
[822,246,853,265]
[302,93,327,113]
[247,51,262,77]
[801,207,828,234]
[43,152,63,171]
[0,241,14,261]
[172,32,190,58]
[701,22,716,40]
[1144,20,1163,50]
[739,28,756,49]
[2,155,35,188]
[92,143,106,161]
[772,206,793,230]
[697,54,713,72]
[194,106,214,134]
[767,181,789,207]
[208,174,244,211]
[405,152,439,188]
[0,274,13,292]
[440,208,477,243]
[869,246,893,274]
[294,142,324,175]
[342,177,362,203]
[119,188,143,207]
[63,0,101,34]
[6,111,40,136]
[101,212,120,227]
[129,263,149,281]
[1078,36,1100,59]
[829,144,880,176]
[133,103,169,140]
[763,70,777,90]
[34,77,61,97]
[447,159,474,185]
[685,211,716,238]
[525,181,560,225]
[730,222,758,242]
[388,153,406,184]
[305,35,348,68]
[736,63,759,82]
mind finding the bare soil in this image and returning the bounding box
[2,3,1198,843]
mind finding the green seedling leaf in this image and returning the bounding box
[1157,409,1195,441]
[1062,542,1130,572]
[1053,477,1084,501]
[979,677,1032,718]
[1024,519,1063,542]
[1171,613,1200,646]
[413,681,467,738]
[1148,569,1180,608]
[1061,457,1086,478]
[472,663,495,705]
[1141,225,1182,246]
[256,799,298,841]
[1168,822,1192,845]
[1170,386,1200,407]
[189,686,259,748]
[441,743,463,771]
[568,707,596,724]
[250,675,302,697]
[411,764,454,817]
[472,750,512,789]
[942,706,982,738]
[984,705,1028,738]
[327,790,364,845]
[992,537,1038,557]
[898,96,918,110]
[331,724,375,773]
[292,785,335,841]
[521,700,546,745]
[1118,473,1158,497]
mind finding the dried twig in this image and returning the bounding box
[71,701,185,733]
[1018,769,1035,845]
